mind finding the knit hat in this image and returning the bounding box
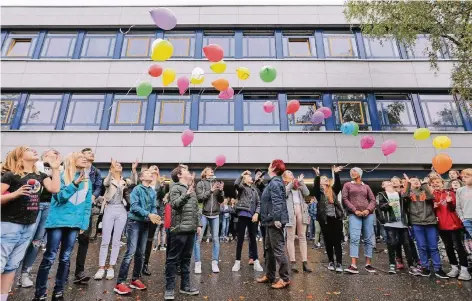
[351,167,363,178]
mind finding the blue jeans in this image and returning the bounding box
[117,220,149,284]
[194,215,220,262]
[412,224,441,271]
[1,221,37,273]
[308,217,316,240]
[22,202,50,273]
[463,219,472,238]
[221,217,230,238]
[35,228,79,297]
[348,214,375,259]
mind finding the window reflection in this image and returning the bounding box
[65,94,104,130]
[364,36,400,58]
[204,33,235,58]
[20,94,62,130]
[420,95,464,131]
[376,94,417,130]
[324,33,358,58]
[199,95,234,130]
[81,33,116,58]
[1,94,19,129]
[166,32,195,57]
[243,35,275,57]
[109,95,147,130]
[333,93,370,130]
[41,33,77,58]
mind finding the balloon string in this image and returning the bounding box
[363,163,381,173]
[199,88,206,96]
[120,25,135,35]
[106,71,147,112]
[340,162,351,169]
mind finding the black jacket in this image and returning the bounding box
[313,173,344,223]
[196,179,225,217]
[260,176,288,226]
[169,182,200,234]
[376,191,408,225]
[234,176,261,215]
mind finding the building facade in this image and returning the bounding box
[1,5,471,183]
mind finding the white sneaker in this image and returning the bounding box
[458,266,471,281]
[106,268,115,280]
[447,265,460,278]
[212,260,220,273]
[232,260,241,272]
[253,260,263,272]
[94,269,105,280]
[194,262,202,274]
[21,273,34,288]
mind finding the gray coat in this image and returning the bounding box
[234,176,260,215]
[285,181,310,226]
[169,182,201,234]
[196,179,225,217]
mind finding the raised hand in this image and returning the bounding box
[74,171,86,185]
[333,165,343,173]
[186,185,195,195]
[312,167,320,176]
[403,173,410,182]
[132,159,138,171]
[297,174,305,182]
[211,183,219,192]
[46,154,62,170]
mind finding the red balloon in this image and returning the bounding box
[203,44,224,62]
[148,64,163,77]
[286,100,300,114]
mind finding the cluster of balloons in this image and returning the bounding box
[413,127,454,174]
[341,121,359,136]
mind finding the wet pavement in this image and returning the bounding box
[9,238,472,301]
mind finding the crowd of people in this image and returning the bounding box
[1,146,472,301]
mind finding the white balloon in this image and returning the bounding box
[191,67,205,80]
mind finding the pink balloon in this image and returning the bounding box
[381,139,397,156]
[311,111,325,124]
[263,101,274,113]
[317,107,332,118]
[177,76,189,95]
[218,87,234,100]
[203,44,224,62]
[181,129,194,147]
[149,8,177,30]
[360,135,375,149]
[215,154,226,167]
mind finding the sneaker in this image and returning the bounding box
[447,265,460,278]
[254,260,264,272]
[164,290,175,300]
[388,264,396,274]
[258,238,263,242]
[51,292,64,301]
[93,269,105,280]
[194,262,202,274]
[152,246,158,252]
[316,242,321,248]
[114,283,132,295]
[106,268,115,280]
[206,239,210,243]
[160,245,167,251]
[248,258,254,265]
[365,265,376,273]
[395,258,404,270]
[211,260,220,273]
[420,268,431,277]
[73,271,90,284]
[327,262,335,271]
[180,287,199,295]
[143,264,152,276]
[130,279,147,290]
[21,272,34,288]
[458,267,472,281]
[408,266,421,276]
[335,263,343,273]
[32,294,48,301]
[232,260,241,272]
[345,265,359,274]
[435,269,449,279]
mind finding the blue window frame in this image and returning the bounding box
[243,94,280,131]
[203,32,235,58]
[323,31,358,58]
[109,94,147,130]
[376,94,418,130]
[81,32,116,58]
[165,31,195,58]
[243,32,276,58]
[154,95,191,130]
[1,93,20,130]
[332,93,371,130]
[283,32,316,57]
[64,94,105,130]
[199,95,234,130]
[419,94,464,131]
[363,36,400,59]
[288,94,325,131]
[406,35,445,59]
[20,94,62,130]
[1,32,38,58]
[40,32,77,58]
[121,32,154,58]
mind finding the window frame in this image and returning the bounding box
[125,36,152,57]
[323,33,358,58]
[243,96,280,131]
[199,95,235,129]
[242,34,276,58]
[288,96,326,132]
[114,100,143,125]
[20,94,62,129]
[363,36,401,59]
[64,94,105,130]
[419,94,465,130]
[2,33,38,58]
[40,32,77,58]
[203,33,236,58]
[164,32,196,58]
[375,94,418,130]
[159,100,186,125]
[337,101,365,124]
[80,33,116,58]
[332,93,371,130]
[1,100,14,124]
[283,34,316,58]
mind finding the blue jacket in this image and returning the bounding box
[46,172,93,231]
[128,184,157,222]
[260,176,289,226]
[89,165,103,199]
[308,202,317,219]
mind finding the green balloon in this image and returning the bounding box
[350,121,359,136]
[136,81,153,97]
[259,66,277,83]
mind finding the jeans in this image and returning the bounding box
[264,225,289,282]
[35,228,79,297]
[144,222,158,266]
[0,222,37,273]
[236,216,258,261]
[194,215,220,262]
[99,205,127,266]
[221,217,230,238]
[412,225,441,271]
[319,217,343,263]
[308,217,316,240]
[75,214,93,276]
[439,229,468,267]
[348,214,375,259]
[22,202,50,273]
[165,233,195,291]
[117,220,149,283]
[153,223,166,247]
[385,227,414,266]
[463,219,472,238]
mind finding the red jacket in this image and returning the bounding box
[433,189,463,231]
[164,203,172,229]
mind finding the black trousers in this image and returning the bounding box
[75,215,93,276]
[165,232,195,291]
[319,216,343,264]
[440,229,468,267]
[264,225,289,282]
[236,216,258,261]
[144,222,159,266]
[94,214,103,237]
[385,227,414,266]
[395,229,420,265]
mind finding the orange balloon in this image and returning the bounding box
[432,153,453,175]
[211,78,229,92]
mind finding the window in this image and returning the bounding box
[81,33,116,58]
[288,94,325,131]
[203,32,235,58]
[376,94,417,130]
[323,32,358,58]
[243,95,280,131]
[64,94,105,130]
[243,32,276,58]
[1,94,20,129]
[20,94,62,130]
[419,94,464,131]
[283,32,316,57]
[333,93,371,130]
[121,33,154,58]
[40,32,77,58]
[407,35,444,59]
[364,36,400,58]
[165,32,195,57]
[109,95,147,130]
[1,32,38,57]
[199,95,234,130]
[154,95,191,130]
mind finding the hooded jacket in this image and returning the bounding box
[196,178,225,217]
[169,182,202,234]
[128,184,157,222]
[404,182,436,225]
[433,189,463,231]
[376,191,408,226]
[234,176,260,215]
[260,176,288,226]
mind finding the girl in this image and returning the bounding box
[450,180,463,192]
[282,170,311,273]
[220,198,231,242]
[33,152,92,301]
[94,159,129,281]
[445,170,462,189]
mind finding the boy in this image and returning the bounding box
[457,169,472,239]
[114,170,161,295]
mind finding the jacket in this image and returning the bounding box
[100,173,129,213]
[46,171,93,231]
[376,191,408,226]
[313,173,344,223]
[88,165,103,199]
[153,181,167,216]
[260,176,289,226]
[433,189,463,231]
[196,178,224,217]
[169,182,202,234]
[285,181,310,226]
[254,180,266,197]
[234,176,261,215]
[128,184,157,222]
[404,183,436,225]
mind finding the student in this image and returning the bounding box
[450,180,463,192]
[445,169,462,189]
[307,197,317,242]
[114,170,161,295]
[456,169,472,264]
[220,198,231,242]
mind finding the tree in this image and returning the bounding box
[344,0,472,111]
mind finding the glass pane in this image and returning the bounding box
[244,102,279,125]
[204,102,229,124]
[115,102,141,123]
[21,96,61,129]
[7,40,32,56]
[82,36,114,57]
[409,37,430,58]
[244,37,273,57]
[160,101,185,124]
[292,103,316,124]
[325,36,357,57]
[377,101,416,130]
[288,38,311,57]
[364,37,399,58]
[43,37,75,57]
[126,38,151,57]
[168,37,191,57]
[205,37,234,57]
[422,101,463,128]
[338,103,364,124]
[64,96,104,130]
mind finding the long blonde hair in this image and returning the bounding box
[63,152,88,191]
[3,146,38,176]
[320,176,335,203]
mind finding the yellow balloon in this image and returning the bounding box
[413,128,431,140]
[151,39,173,61]
[190,76,204,85]
[236,67,250,80]
[162,68,176,86]
[210,61,227,74]
[432,135,452,149]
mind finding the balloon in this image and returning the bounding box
[236,67,250,80]
[181,129,194,147]
[215,154,226,167]
[148,64,163,77]
[341,122,354,135]
[259,66,277,83]
[263,101,275,113]
[149,8,177,30]
[203,44,224,62]
[317,107,332,118]
[218,87,234,100]
[136,81,152,97]
[151,39,173,61]
[210,61,226,74]
[311,111,325,124]
[360,135,375,149]
[162,68,176,86]
[190,67,204,85]
[190,76,204,85]
[351,121,359,136]
[177,76,189,95]
[286,99,300,114]
[432,135,452,149]
[413,128,430,140]
[211,78,229,92]
[381,140,397,156]
[432,153,453,175]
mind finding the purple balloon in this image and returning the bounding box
[149,8,177,30]
[311,111,325,124]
